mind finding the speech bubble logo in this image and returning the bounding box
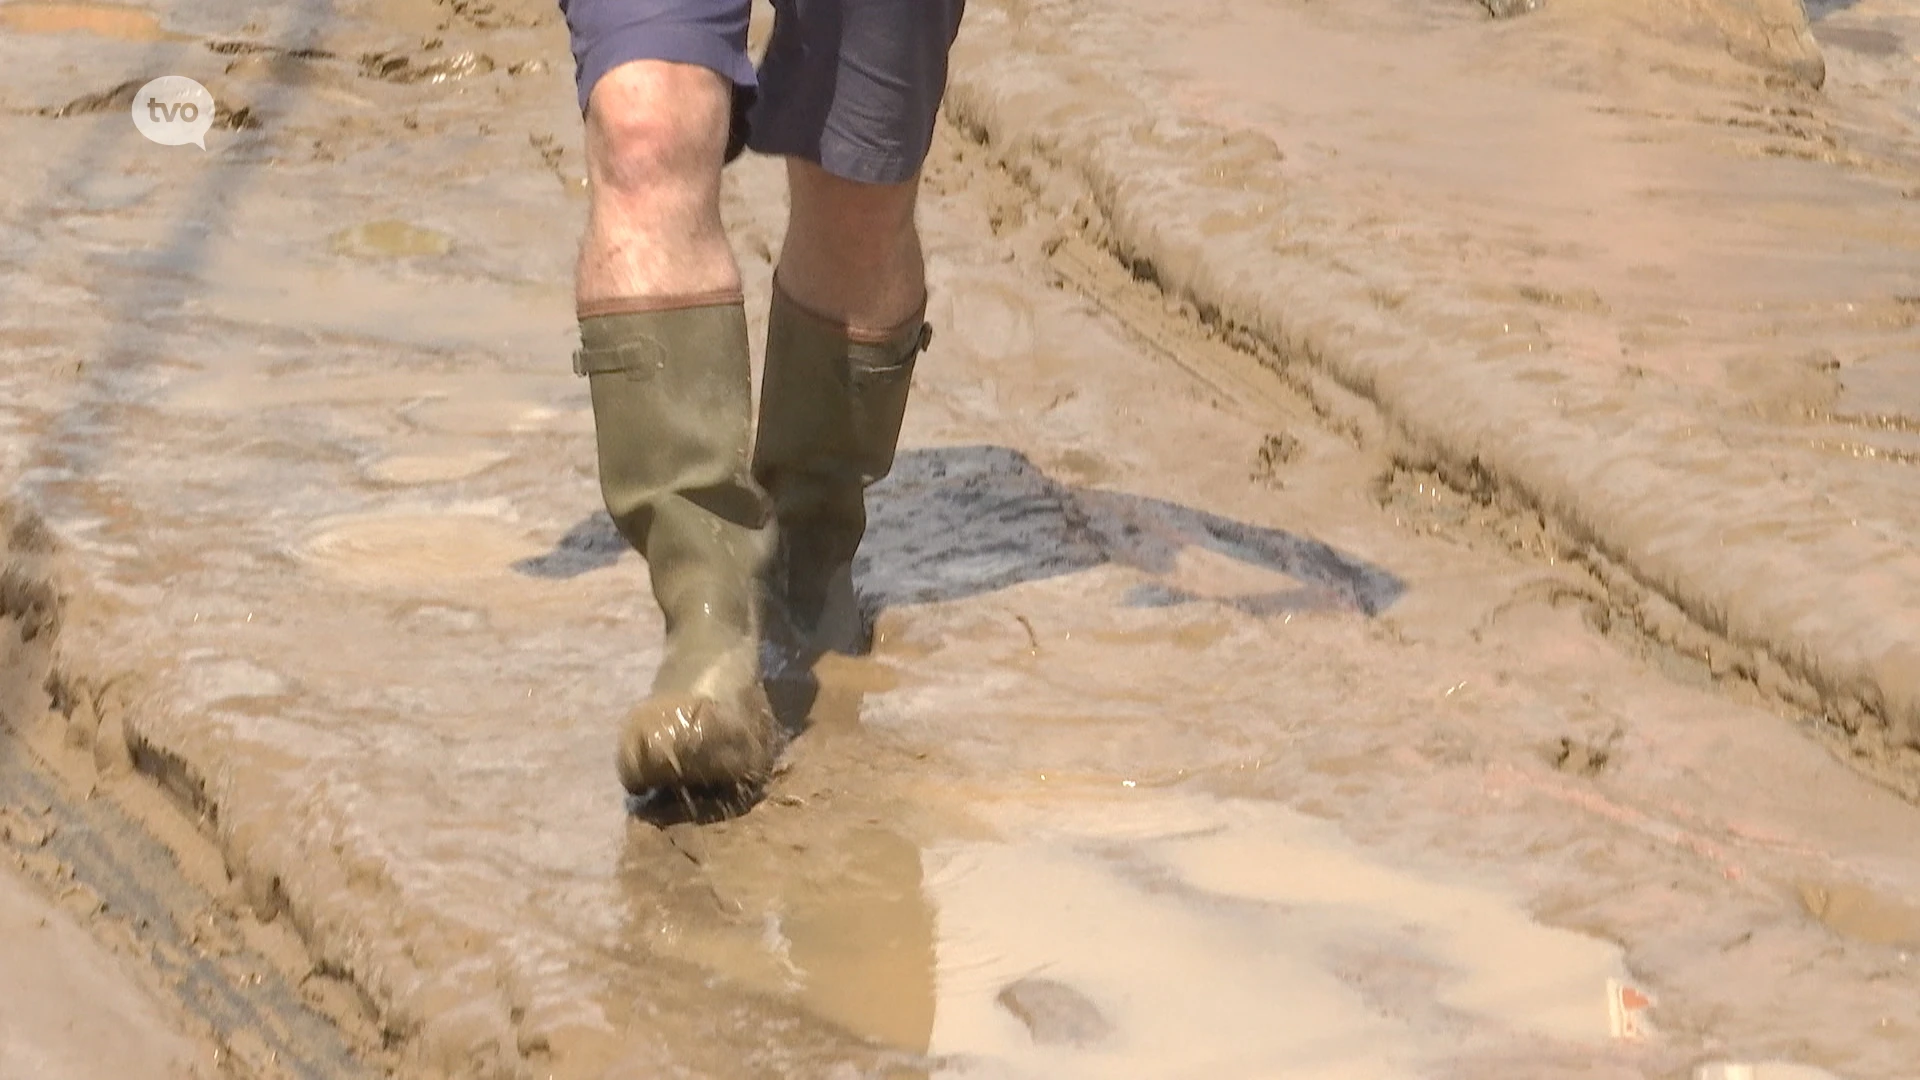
[131,75,215,149]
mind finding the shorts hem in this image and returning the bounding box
[575,25,756,114]
[745,133,928,186]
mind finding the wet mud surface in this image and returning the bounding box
[2,509,385,1079]
[948,0,1920,789]
[2,0,1919,1077]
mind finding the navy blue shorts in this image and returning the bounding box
[559,0,967,185]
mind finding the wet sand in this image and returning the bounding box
[1,0,1918,1077]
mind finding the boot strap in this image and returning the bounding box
[573,337,666,378]
[847,322,933,376]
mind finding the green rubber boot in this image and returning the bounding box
[751,285,932,659]
[577,299,780,794]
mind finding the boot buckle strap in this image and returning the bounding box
[846,322,933,376]
[572,338,666,378]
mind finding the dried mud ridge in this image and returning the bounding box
[1034,192,1918,793]
[1060,200,1920,799]
[942,1,1920,802]
[1046,217,1890,786]
[1,503,386,1080]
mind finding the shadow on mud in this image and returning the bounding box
[527,444,1406,823]
[1806,0,1866,18]
[515,444,1406,618]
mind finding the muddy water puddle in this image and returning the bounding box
[1796,879,1920,948]
[362,447,510,485]
[164,370,574,432]
[329,220,454,259]
[656,789,1642,1076]
[297,510,544,591]
[0,0,173,40]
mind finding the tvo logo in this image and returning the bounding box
[131,76,215,149]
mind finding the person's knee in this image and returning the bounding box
[586,61,730,195]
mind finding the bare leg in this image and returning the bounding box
[775,157,927,329]
[577,60,738,305]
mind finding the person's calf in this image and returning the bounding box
[775,158,926,329]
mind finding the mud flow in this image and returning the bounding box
[2,0,1919,1076]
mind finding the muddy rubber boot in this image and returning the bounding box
[577,297,780,794]
[751,284,932,658]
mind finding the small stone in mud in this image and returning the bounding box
[1479,0,1543,16]
[996,977,1112,1046]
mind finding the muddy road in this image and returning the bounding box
[2,0,1919,1077]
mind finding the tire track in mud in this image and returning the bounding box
[0,749,378,1080]
[1,508,382,1080]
